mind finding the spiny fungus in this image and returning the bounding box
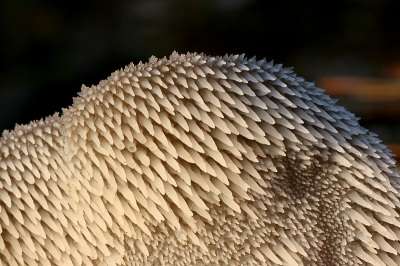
[1,52,400,266]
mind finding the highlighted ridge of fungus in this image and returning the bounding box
[0,51,400,266]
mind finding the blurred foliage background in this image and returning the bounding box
[1,0,400,164]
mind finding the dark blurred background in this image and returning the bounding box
[1,0,400,165]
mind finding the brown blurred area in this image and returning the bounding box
[0,0,399,167]
[317,64,400,169]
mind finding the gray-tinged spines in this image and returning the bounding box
[0,51,400,265]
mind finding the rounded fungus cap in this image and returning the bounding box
[0,52,399,265]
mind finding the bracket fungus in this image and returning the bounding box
[1,51,400,266]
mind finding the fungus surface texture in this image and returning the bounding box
[1,52,400,266]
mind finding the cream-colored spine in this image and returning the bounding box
[0,52,400,265]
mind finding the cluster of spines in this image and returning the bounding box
[0,51,399,265]
[0,115,88,265]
